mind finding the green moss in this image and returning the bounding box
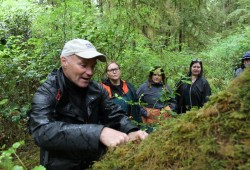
[92,68,250,170]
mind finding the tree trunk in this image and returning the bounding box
[179,29,182,51]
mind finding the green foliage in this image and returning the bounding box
[0,1,47,121]
[0,36,42,121]
[0,0,40,39]
[0,141,45,170]
[201,26,250,93]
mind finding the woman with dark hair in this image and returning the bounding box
[101,61,142,123]
[137,66,176,126]
[175,59,211,114]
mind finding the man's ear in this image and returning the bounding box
[61,56,68,68]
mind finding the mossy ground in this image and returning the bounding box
[92,68,250,170]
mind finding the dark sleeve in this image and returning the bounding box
[97,83,139,133]
[202,78,211,104]
[136,83,149,118]
[175,81,184,114]
[136,84,143,98]
[165,84,177,112]
[235,68,243,77]
[126,82,143,123]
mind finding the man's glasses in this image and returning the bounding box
[107,68,120,73]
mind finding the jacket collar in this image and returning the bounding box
[56,67,100,106]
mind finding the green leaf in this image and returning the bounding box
[12,165,24,170]
[0,99,8,105]
[32,165,46,170]
[12,141,24,149]
[0,44,4,50]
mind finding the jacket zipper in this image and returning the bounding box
[189,84,192,108]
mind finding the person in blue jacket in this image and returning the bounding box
[175,59,211,114]
[137,66,176,126]
[235,51,250,77]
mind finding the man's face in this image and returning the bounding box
[61,55,97,88]
[244,59,250,68]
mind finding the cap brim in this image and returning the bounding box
[242,56,250,61]
[76,51,106,62]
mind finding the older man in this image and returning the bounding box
[28,39,148,170]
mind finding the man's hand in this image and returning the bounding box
[100,127,129,148]
[128,130,148,141]
[100,128,148,148]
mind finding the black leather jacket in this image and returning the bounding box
[29,68,139,170]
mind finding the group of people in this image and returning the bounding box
[101,59,212,121]
[28,39,246,170]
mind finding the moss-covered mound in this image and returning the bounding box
[92,68,250,170]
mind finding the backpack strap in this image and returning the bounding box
[55,89,61,103]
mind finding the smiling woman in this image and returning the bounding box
[175,59,211,114]
[136,66,176,131]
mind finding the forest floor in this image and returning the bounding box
[0,116,40,169]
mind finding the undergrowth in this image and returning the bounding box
[92,68,250,170]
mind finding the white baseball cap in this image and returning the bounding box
[60,39,106,62]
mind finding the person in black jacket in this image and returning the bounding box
[175,59,211,114]
[101,61,142,123]
[28,39,148,170]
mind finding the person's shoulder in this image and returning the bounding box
[235,67,243,77]
[33,69,59,101]
[136,81,149,94]
[90,80,102,88]
[39,69,58,90]
[123,81,137,92]
[46,69,58,83]
[100,78,109,85]
[199,76,207,81]
[198,76,210,85]
[89,81,108,92]
[138,81,149,89]
[124,81,134,87]
[89,81,110,98]
[235,67,243,72]
[138,81,148,88]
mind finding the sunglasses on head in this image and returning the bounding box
[192,59,202,62]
